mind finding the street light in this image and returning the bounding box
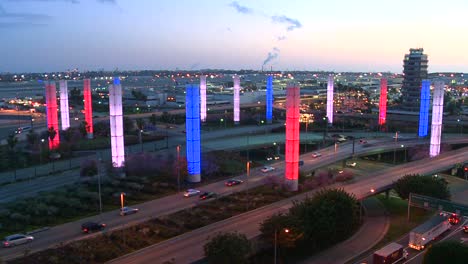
[39,139,45,164]
[274,228,290,264]
[177,145,181,192]
[120,192,126,209]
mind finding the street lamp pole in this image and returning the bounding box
[177,145,181,192]
[274,228,289,264]
[96,154,102,215]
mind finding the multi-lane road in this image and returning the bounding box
[1,133,467,262]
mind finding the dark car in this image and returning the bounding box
[225,179,243,187]
[81,222,106,233]
[199,192,217,200]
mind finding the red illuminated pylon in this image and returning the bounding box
[285,83,300,191]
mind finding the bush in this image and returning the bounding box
[204,232,252,264]
[394,174,450,200]
[423,241,468,264]
[80,159,97,177]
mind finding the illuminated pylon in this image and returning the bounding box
[378,78,387,129]
[83,79,94,139]
[59,80,70,130]
[266,75,273,124]
[45,81,60,150]
[233,75,240,124]
[326,74,334,124]
[200,75,207,122]
[109,77,125,167]
[186,84,201,182]
[430,81,444,157]
[285,83,300,191]
[418,80,430,137]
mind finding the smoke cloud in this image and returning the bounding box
[229,1,253,14]
[271,15,302,31]
[263,47,280,67]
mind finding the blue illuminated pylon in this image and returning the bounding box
[418,80,430,137]
[266,75,273,124]
[186,84,201,183]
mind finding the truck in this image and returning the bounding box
[373,242,408,264]
[408,214,451,250]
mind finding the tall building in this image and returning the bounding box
[401,48,428,112]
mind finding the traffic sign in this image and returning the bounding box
[409,193,468,217]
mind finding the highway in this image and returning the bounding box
[1,136,466,262]
[108,146,468,264]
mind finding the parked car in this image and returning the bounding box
[120,206,139,216]
[81,222,106,233]
[2,234,34,248]
[261,166,275,173]
[225,179,243,186]
[463,225,468,233]
[448,213,460,225]
[184,189,201,197]
[312,152,322,158]
[199,192,217,200]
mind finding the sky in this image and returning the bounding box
[1,0,467,73]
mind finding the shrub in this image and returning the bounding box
[80,159,97,177]
[204,232,252,264]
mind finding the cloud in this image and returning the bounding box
[277,35,286,41]
[229,1,253,14]
[226,27,232,32]
[0,3,52,26]
[271,15,302,31]
[263,47,280,67]
[7,0,116,3]
[97,0,116,4]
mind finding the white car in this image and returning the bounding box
[2,234,34,247]
[184,189,201,197]
[120,206,139,216]
[346,161,357,167]
[312,152,322,158]
[261,166,275,173]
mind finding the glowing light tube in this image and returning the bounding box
[233,75,240,124]
[418,80,431,137]
[59,80,70,130]
[266,75,273,124]
[285,83,300,191]
[378,78,387,127]
[326,74,334,124]
[83,79,94,139]
[109,77,125,167]
[45,81,60,150]
[186,84,201,182]
[200,75,207,122]
[430,81,444,157]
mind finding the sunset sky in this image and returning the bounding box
[1,0,467,73]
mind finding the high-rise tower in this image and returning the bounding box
[401,48,428,112]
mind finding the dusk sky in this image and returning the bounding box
[1,0,467,73]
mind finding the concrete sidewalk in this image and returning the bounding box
[301,197,389,264]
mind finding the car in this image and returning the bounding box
[184,189,201,197]
[225,179,243,186]
[2,234,34,248]
[448,213,460,225]
[346,161,357,167]
[312,152,322,158]
[261,166,275,173]
[199,192,217,200]
[463,225,468,233]
[274,155,280,160]
[359,139,367,144]
[81,222,106,233]
[266,156,273,161]
[120,206,139,216]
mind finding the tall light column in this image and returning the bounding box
[326,74,334,125]
[233,75,240,125]
[59,80,70,130]
[285,83,300,191]
[109,77,125,167]
[378,78,387,128]
[186,84,201,183]
[200,75,207,122]
[45,81,60,150]
[430,81,444,157]
[83,79,94,139]
[266,75,273,124]
[418,80,431,137]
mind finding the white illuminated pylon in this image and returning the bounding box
[233,75,240,124]
[109,77,125,167]
[59,80,70,130]
[430,81,444,157]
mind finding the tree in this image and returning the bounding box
[423,241,468,264]
[394,174,450,200]
[204,232,252,264]
[135,118,145,130]
[149,113,157,126]
[48,127,57,142]
[26,129,39,147]
[123,117,134,134]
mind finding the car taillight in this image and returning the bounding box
[102,224,106,227]
[83,228,88,232]
[4,242,9,246]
